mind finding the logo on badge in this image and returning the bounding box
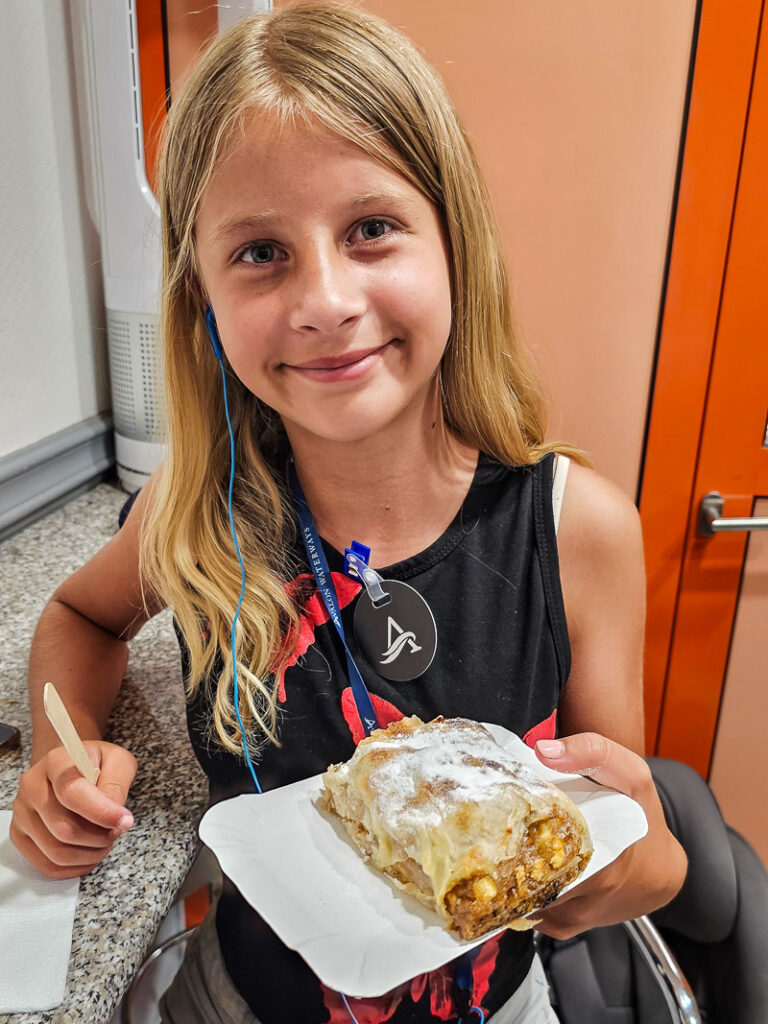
[380,616,422,664]
[354,578,437,681]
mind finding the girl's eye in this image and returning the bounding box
[238,242,281,265]
[351,219,395,244]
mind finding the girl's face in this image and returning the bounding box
[194,116,453,446]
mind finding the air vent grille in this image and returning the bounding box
[107,310,164,442]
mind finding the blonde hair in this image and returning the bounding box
[141,2,586,760]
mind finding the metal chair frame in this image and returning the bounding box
[623,916,702,1024]
[121,925,197,1024]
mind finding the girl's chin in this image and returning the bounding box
[275,373,439,446]
[286,417,401,446]
[280,402,414,446]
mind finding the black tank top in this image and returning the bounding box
[180,452,570,1023]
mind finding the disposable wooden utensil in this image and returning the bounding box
[43,682,100,785]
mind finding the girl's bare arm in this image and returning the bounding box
[27,481,162,760]
[532,462,686,938]
[12,482,165,878]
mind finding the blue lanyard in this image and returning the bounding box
[288,461,381,738]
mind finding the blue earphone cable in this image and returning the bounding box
[218,357,262,795]
[340,993,362,1023]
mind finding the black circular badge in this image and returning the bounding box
[353,579,437,682]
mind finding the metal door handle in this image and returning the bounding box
[698,492,768,536]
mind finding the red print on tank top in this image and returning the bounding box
[522,708,558,747]
[275,572,361,701]
[318,934,503,1022]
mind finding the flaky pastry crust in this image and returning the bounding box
[321,716,592,939]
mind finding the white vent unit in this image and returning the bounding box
[77,0,270,491]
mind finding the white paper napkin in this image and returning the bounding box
[200,723,648,997]
[0,809,79,1012]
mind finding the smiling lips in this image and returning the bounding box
[286,341,394,382]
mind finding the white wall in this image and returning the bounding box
[0,1,108,461]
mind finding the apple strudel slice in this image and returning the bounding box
[321,716,592,940]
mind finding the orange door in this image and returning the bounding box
[641,1,768,782]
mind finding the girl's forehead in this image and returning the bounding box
[198,116,426,225]
[214,113,400,183]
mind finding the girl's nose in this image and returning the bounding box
[287,244,367,336]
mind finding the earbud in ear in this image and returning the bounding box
[205,306,224,361]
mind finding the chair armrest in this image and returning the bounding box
[622,916,702,1024]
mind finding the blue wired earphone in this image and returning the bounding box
[204,306,486,1024]
[205,305,225,360]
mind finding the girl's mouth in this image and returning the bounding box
[286,340,396,383]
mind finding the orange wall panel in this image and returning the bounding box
[136,0,167,191]
[639,0,762,753]
[656,1,768,772]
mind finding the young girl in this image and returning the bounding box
[11,5,685,1022]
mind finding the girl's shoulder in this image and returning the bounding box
[556,459,642,559]
[555,459,645,650]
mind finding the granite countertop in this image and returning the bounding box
[0,483,208,1024]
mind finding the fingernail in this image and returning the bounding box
[118,813,134,831]
[537,740,564,758]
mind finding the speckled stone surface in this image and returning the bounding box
[0,483,208,1024]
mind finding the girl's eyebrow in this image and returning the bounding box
[210,191,420,243]
[211,211,281,243]
[348,190,420,212]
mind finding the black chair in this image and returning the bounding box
[539,757,768,1024]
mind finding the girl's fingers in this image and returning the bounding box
[49,745,136,830]
[10,743,138,879]
[51,769,131,830]
[27,811,113,867]
[534,732,654,800]
[12,793,116,856]
[9,815,104,880]
[36,795,117,849]
[92,743,138,807]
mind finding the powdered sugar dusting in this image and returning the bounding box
[341,718,557,828]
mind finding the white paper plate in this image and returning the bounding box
[199,723,648,998]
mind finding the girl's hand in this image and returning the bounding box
[532,732,687,940]
[10,742,138,879]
